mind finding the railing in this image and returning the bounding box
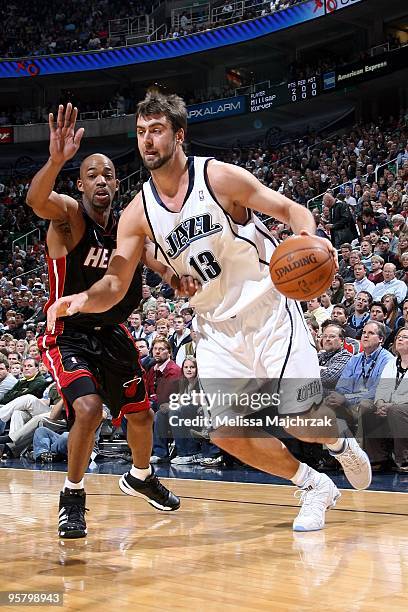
[212,1,244,25]
[79,108,119,121]
[11,263,47,282]
[171,3,210,30]
[130,15,151,35]
[11,229,41,254]
[101,108,120,118]
[235,80,271,96]
[150,23,167,42]
[307,157,400,210]
[108,17,132,37]
[126,23,165,46]
[120,169,142,196]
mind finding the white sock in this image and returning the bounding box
[326,438,346,453]
[291,462,315,487]
[64,477,84,490]
[130,465,152,481]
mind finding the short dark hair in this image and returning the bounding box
[332,303,347,315]
[357,291,373,306]
[135,338,149,350]
[370,301,387,316]
[136,92,187,135]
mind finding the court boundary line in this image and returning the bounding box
[1,466,408,495]
[0,486,406,517]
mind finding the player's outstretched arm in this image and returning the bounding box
[46,201,145,331]
[26,103,84,220]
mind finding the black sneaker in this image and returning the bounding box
[58,489,88,539]
[119,469,180,511]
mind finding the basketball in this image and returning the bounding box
[269,235,336,301]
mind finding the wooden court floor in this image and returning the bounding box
[1,469,408,611]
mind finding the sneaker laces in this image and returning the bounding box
[294,486,328,522]
[62,502,89,527]
[337,445,362,474]
[148,475,170,503]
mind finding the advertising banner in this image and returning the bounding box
[187,96,246,123]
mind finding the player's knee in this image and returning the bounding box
[127,408,154,428]
[73,395,103,427]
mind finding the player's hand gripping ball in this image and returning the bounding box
[269,235,336,301]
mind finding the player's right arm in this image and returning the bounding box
[26,103,84,220]
[46,195,147,330]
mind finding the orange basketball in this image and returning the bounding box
[269,235,336,301]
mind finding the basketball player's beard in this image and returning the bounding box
[142,144,175,170]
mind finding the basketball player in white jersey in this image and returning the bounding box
[48,92,372,532]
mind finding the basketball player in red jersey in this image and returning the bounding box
[27,103,197,539]
[47,94,372,532]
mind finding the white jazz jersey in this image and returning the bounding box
[142,156,280,322]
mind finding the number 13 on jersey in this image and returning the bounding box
[189,250,221,282]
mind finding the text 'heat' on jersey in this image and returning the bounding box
[45,206,142,328]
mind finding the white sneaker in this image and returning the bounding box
[330,437,372,490]
[170,455,200,465]
[293,473,340,532]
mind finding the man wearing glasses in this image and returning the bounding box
[324,322,394,428]
[318,324,352,392]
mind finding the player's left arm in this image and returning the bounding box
[142,239,201,297]
[209,161,338,266]
[210,161,315,231]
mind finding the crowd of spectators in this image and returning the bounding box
[1,109,408,473]
[168,1,305,39]
[0,0,149,58]
[0,1,308,59]
[218,109,408,212]
[0,89,137,127]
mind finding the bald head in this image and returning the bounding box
[80,154,115,179]
[77,153,118,213]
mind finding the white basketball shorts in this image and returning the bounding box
[195,288,322,420]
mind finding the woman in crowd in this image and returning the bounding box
[381,294,404,332]
[28,342,41,362]
[16,339,28,359]
[152,357,220,466]
[330,274,344,304]
[6,338,17,353]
